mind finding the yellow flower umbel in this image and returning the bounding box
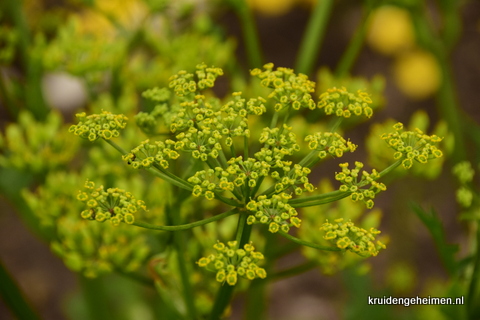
[335,162,386,209]
[381,122,443,169]
[69,111,128,142]
[246,193,302,233]
[317,87,373,118]
[197,241,267,286]
[77,180,148,226]
[321,218,386,257]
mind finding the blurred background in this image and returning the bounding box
[1,0,480,319]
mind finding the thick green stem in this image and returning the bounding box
[209,213,252,320]
[4,0,48,120]
[0,260,40,320]
[410,4,466,162]
[166,196,197,320]
[229,0,263,68]
[295,0,334,75]
[435,58,467,162]
[104,139,128,154]
[334,3,373,78]
[132,209,238,231]
[467,222,480,319]
[277,231,341,251]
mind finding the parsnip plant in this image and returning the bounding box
[68,62,443,319]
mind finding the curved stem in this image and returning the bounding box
[132,209,238,231]
[277,231,341,252]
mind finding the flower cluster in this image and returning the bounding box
[0,111,79,173]
[257,124,299,155]
[335,162,387,209]
[197,241,267,285]
[305,131,357,159]
[77,180,148,226]
[381,122,443,169]
[321,218,386,257]
[251,63,316,111]
[68,111,128,141]
[168,62,223,97]
[122,139,180,169]
[246,193,301,233]
[188,157,271,200]
[317,87,373,118]
[271,163,315,195]
[453,161,477,208]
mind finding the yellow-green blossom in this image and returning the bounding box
[246,193,301,233]
[317,87,373,118]
[77,180,148,226]
[335,162,386,209]
[381,122,443,169]
[197,241,267,285]
[69,111,128,141]
[321,218,386,257]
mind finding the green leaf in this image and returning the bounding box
[410,203,458,275]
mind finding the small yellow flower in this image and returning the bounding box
[367,6,415,55]
[393,50,441,100]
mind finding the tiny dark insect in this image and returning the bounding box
[127,154,136,165]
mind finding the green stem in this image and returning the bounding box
[104,139,128,154]
[467,222,480,319]
[269,260,317,281]
[270,112,279,128]
[435,57,466,163]
[103,139,195,191]
[4,0,48,120]
[277,231,341,251]
[244,135,249,159]
[0,260,40,320]
[209,213,251,320]
[228,0,262,68]
[167,196,197,320]
[289,159,402,207]
[132,209,238,231]
[288,189,350,207]
[145,167,193,191]
[298,150,319,168]
[334,3,373,78]
[329,117,344,133]
[295,0,334,75]
[114,268,154,288]
[410,4,466,162]
[80,276,113,320]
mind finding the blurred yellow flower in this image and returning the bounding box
[76,0,148,37]
[367,6,415,55]
[247,0,295,16]
[393,50,441,100]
